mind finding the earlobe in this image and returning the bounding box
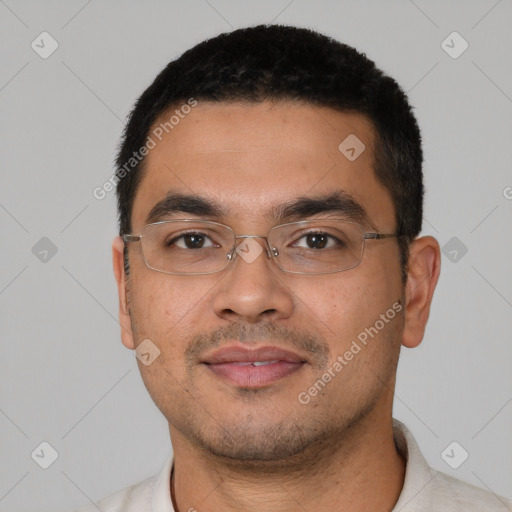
[112,236,136,350]
[402,236,441,349]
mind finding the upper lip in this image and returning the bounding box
[202,344,307,364]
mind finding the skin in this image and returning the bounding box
[112,100,441,512]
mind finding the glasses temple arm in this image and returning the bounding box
[123,234,142,243]
[364,233,401,240]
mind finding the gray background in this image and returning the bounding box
[1,1,511,511]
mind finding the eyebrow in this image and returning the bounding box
[270,191,373,227]
[146,192,228,224]
[145,190,374,228]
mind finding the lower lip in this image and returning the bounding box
[204,361,305,387]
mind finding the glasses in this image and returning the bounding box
[123,219,399,276]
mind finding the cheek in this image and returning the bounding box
[129,273,208,343]
[294,263,402,353]
[129,277,208,395]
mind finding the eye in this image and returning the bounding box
[167,232,217,249]
[292,231,343,250]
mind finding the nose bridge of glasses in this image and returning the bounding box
[233,235,277,259]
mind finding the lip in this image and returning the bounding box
[203,345,306,364]
[202,344,307,388]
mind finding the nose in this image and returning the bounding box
[211,236,294,324]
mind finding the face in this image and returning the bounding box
[117,101,409,465]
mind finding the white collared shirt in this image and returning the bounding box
[76,420,512,511]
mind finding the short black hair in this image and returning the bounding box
[115,24,423,281]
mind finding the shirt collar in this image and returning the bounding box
[391,418,439,510]
[151,452,175,512]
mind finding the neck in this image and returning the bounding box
[170,411,405,512]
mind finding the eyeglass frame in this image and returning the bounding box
[122,218,401,276]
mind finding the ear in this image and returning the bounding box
[402,236,441,349]
[112,236,136,350]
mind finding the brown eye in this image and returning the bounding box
[306,233,329,249]
[293,231,342,250]
[167,232,215,249]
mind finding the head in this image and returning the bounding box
[112,25,440,467]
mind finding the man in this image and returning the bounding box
[79,25,511,511]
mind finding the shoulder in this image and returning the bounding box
[74,474,157,512]
[425,469,512,511]
[392,419,512,511]
[74,453,174,512]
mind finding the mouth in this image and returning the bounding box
[201,345,307,388]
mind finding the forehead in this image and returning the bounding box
[131,101,395,231]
